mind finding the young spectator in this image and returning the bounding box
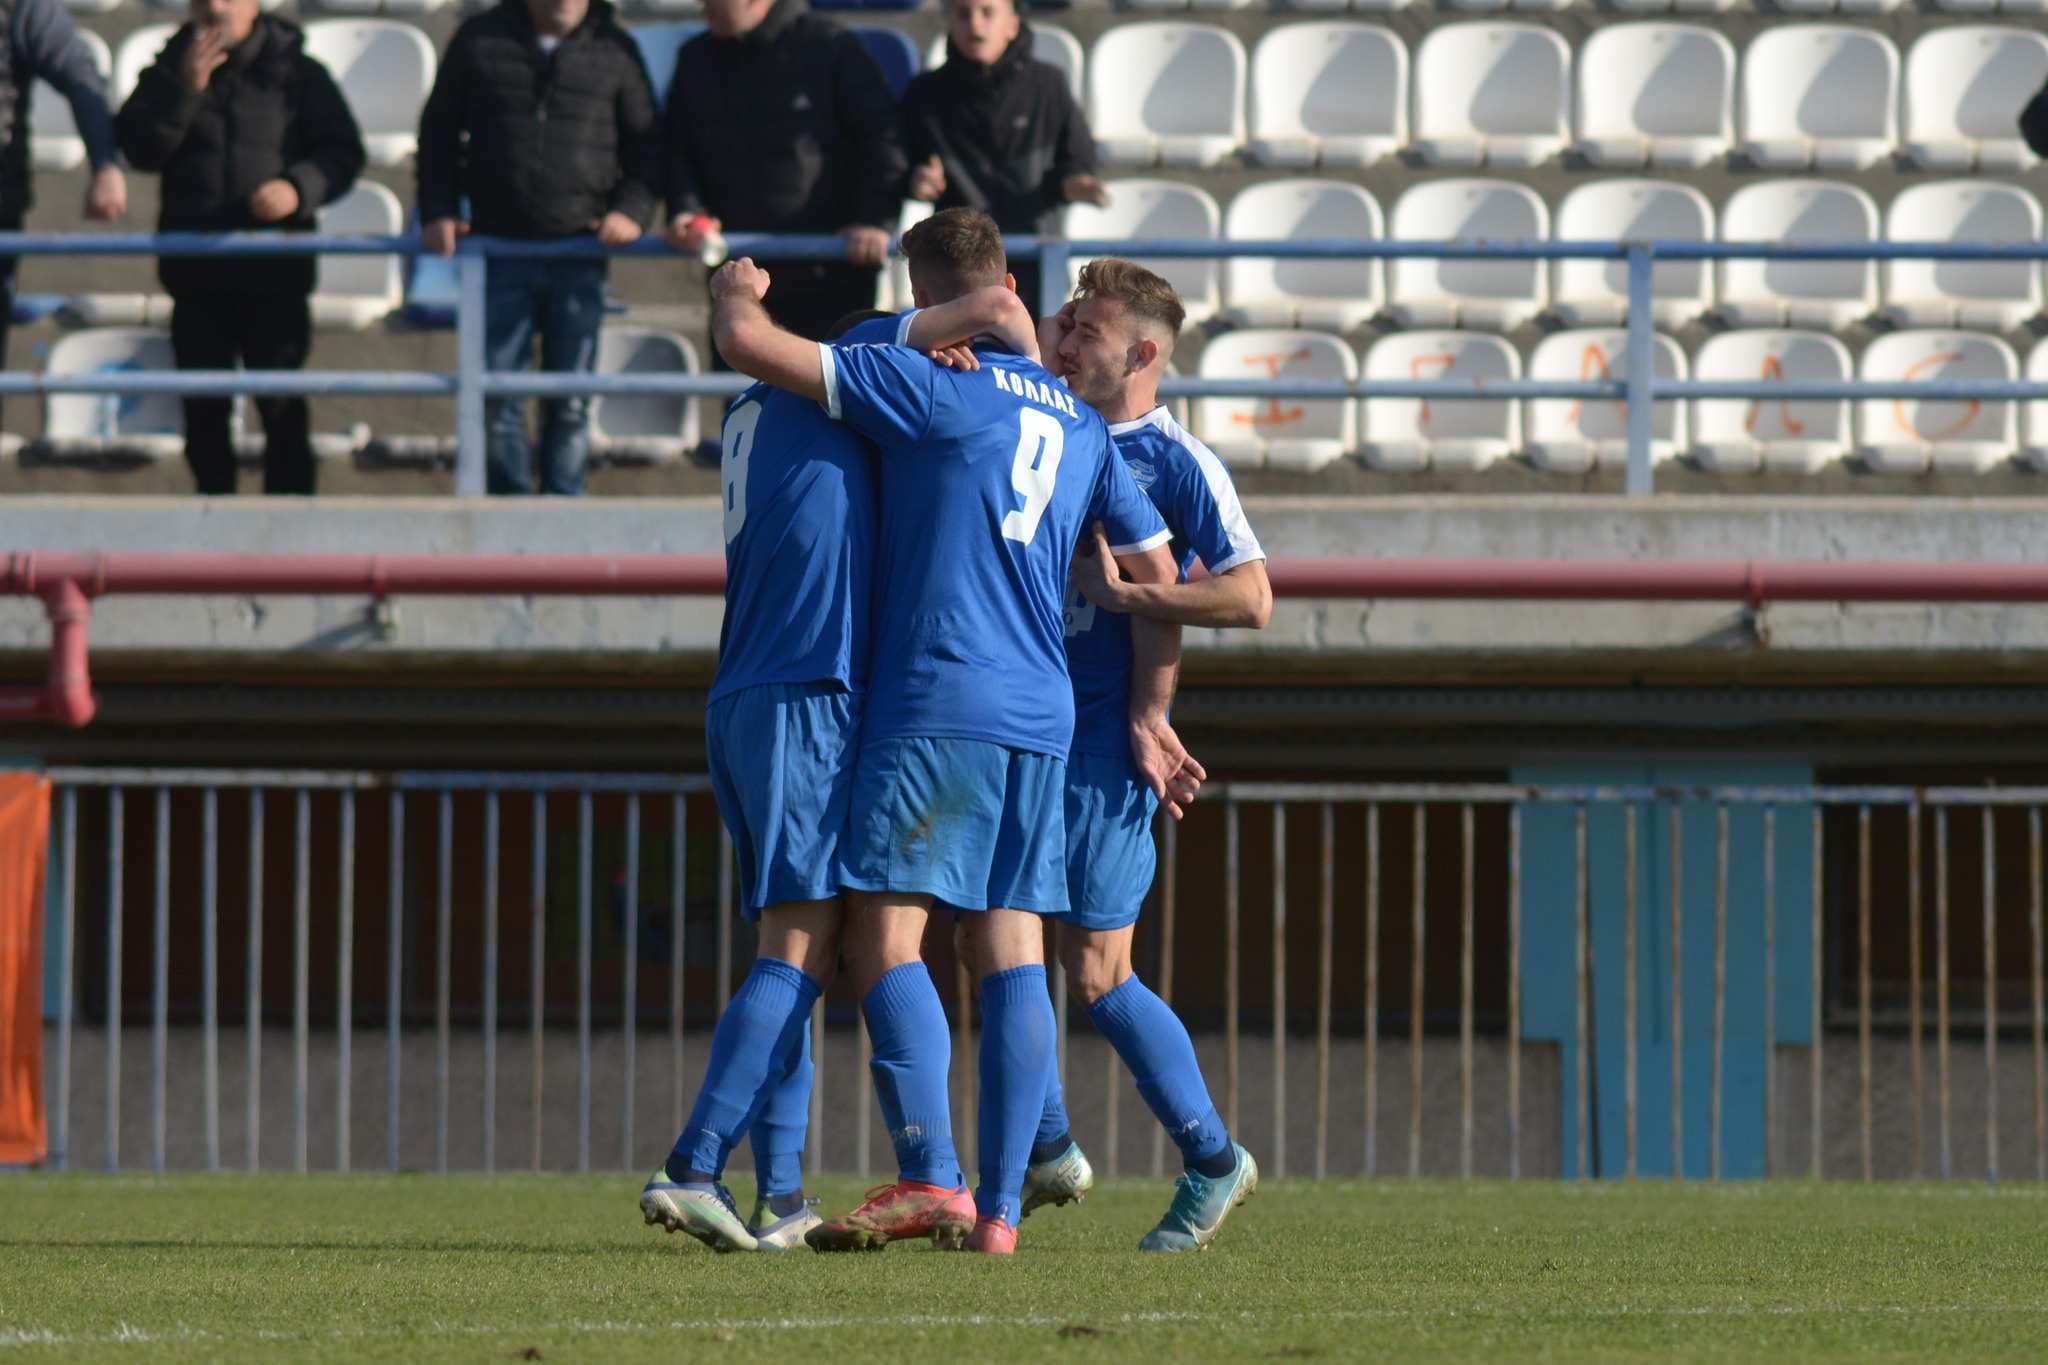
[663,0,906,348]
[902,0,1106,312]
[418,0,662,496]
[118,0,364,496]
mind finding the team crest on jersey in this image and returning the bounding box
[1125,458,1158,490]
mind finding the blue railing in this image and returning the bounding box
[8,230,2048,495]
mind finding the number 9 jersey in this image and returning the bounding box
[819,339,1170,758]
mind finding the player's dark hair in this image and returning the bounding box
[826,309,894,340]
[1074,257,1186,342]
[899,208,1010,297]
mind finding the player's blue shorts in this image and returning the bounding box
[705,680,863,920]
[1056,749,1160,932]
[839,737,1067,915]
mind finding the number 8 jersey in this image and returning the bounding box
[819,339,1170,758]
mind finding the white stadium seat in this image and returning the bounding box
[312,182,406,331]
[1089,24,1246,168]
[2022,340,2048,473]
[1691,330,1853,475]
[591,327,701,463]
[1883,181,2043,332]
[1718,181,1880,331]
[1902,28,2048,172]
[1608,0,1736,12]
[1358,331,1520,472]
[42,329,183,463]
[1387,179,1549,330]
[1195,329,1357,472]
[1769,0,1903,12]
[1222,180,1383,331]
[113,25,178,105]
[1550,179,1714,329]
[1857,330,2018,475]
[1739,26,1898,171]
[1125,0,1257,13]
[1411,23,1571,168]
[1063,180,1222,323]
[1287,0,1414,12]
[303,20,438,168]
[923,25,1084,104]
[1574,23,1734,170]
[1524,328,1686,473]
[1248,23,1406,169]
[29,29,109,173]
[1445,0,1572,16]
[635,24,707,110]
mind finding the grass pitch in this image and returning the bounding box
[3,1175,2046,1363]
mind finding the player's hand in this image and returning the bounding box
[182,23,230,92]
[247,178,301,224]
[926,342,980,372]
[840,224,890,267]
[908,155,947,203]
[1038,298,1078,378]
[82,165,126,221]
[1070,521,1131,613]
[1130,714,1205,819]
[592,211,642,248]
[422,217,468,257]
[710,257,771,303]
[1062,173,1111,208]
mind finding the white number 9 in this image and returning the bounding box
[1000,408,1066,546]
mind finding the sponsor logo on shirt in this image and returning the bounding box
[1125,458,1157,491]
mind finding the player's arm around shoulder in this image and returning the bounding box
[709,259,828,405]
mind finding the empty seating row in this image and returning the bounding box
[1194,327,2048,477]
[1073,178,2048,335]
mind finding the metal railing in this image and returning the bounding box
[38,769,2048,1183]
[11,229,2048,497]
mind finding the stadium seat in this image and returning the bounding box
[312,182,406,331]
[29,29,109,173]
[1285,0,1415,11]
[1882,181,2043,332]
[1902,27,2048,172]
[1123,0,1258,13]
[1717,180,1879,331]
[1358,331,1520,472]
[1607,0,1735,12]
[1857,331,2018,475]
[1444,0,1571,13]
[1770,0,1903,12]
[1690,330,1853,474]
[1410,22,1570,168]
[1739,26,1898,171]
[40,328,183,464]
[303,20,438,168]
[881,199,932,312]
[1386,179,1548,330]
[1574,23,1734,170]
[634,23,707,109]
[113,25,179,106]
[922,26,1085,104]
[1194,329,1357,472]
[1063,180,1222,322]
[854,26,922,101]
[1247,23,1405,169]
[1222,180,1382,331]
[1550,179,1714,329]
[1523,328,1686,472]
[2021,340,2048,473]
[1088,24,1246,168]
[590,327,701,463]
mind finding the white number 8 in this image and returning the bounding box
[722,399,762,544]
[999,408,1066,546]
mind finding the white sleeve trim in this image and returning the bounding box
[818,343,841,420]
[893,308,920,347]
[1201,546,1268,577]
[1109,528,1174,556]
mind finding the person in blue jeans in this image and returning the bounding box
[416,0,662,495]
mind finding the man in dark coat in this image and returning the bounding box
[902,0,1105,313]
[117,0,364,496]
[663,0,906,349]
[418,0,662,496]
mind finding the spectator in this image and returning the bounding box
[1,0,128,405]
[117,0,364,497]
[663,0,906,349]
[902,0,1106,313]
[418,0,662,497]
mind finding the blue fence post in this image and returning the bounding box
[455,250,488,498]
[1624,243,1656,497]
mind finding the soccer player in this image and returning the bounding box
[710,208,1197,1255]
[1027,258,1273,1251]
[638,288,1055,1254]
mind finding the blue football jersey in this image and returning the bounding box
[1064,406,1267,760]
[820,340,1171,757]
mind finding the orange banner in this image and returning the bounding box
[0,773,51,1166]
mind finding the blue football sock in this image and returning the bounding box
[1088,974,1231,1170]
[747,1022,813,1199]
[975,964,1055,1225]
[668,957,820,1182]
[862,962,961,1188]
[1030,1064,1073,1166]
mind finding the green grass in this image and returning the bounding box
[3,1175,2046,1363]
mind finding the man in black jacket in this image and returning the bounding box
[418,0,661,496]
[663,0,906,349]
[117,0,364,496]
[903,0,1105,314]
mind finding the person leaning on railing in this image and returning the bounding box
[115,0,365,497]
